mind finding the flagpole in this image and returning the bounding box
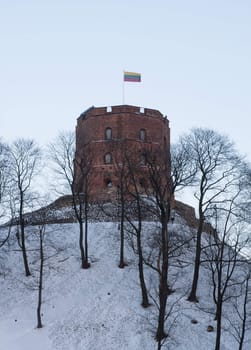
[122,71,141,105]
[122,71,125,104]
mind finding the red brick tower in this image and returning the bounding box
[75,105,170,201]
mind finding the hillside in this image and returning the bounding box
[0,215,250,349]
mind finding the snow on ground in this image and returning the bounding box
[0,220,249,349]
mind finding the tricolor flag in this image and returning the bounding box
[123,71,141,82]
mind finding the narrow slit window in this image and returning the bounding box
[105,127,112,140]
[104,153,112,164]
[139,129,146,141]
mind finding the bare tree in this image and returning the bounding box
[48,131,75,195]
[218,172,251,350]
[228,268,251,350]
[135,140,195,348]
[8,139,42,276]
[202,183,250,350]
[112,143,132,268]
[171,141,197,192]
[141,147,173,347]
[32,205,64,329]
[74,143,93,268]
[49,131,91,269]
[123,149,150,307]
[180,128,243,302]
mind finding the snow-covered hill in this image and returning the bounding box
[0,218,249,349]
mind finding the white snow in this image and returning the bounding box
[0,220,250,349]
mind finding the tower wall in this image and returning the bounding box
[75,105,170,201]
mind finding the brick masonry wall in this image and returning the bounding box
[75,105,170,201]
[174,200,215,234]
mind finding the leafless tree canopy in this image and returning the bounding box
[49,131,91,269]
[48,131,75,194]
[8,138,42,276]
[179,128,245,302]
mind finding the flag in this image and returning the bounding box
[123,71,141,82]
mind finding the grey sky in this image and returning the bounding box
[1,0,251,162]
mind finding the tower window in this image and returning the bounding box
[105,178,113,187]
[104,153,112,164]
[139,129,146,141]
[140,154,146,165]
[105,127,112,140]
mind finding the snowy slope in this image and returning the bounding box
[0,220,249,350]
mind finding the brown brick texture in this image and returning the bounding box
[75,105,170,201]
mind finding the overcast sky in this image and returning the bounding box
[1,0,251,162]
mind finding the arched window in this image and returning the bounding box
[104,153,112,164]
[105,127,112,140]
[139,129,146,141]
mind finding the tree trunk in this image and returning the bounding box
[19,191,31,276]
[127,162,149,306]
[156,272,168,342]
[188,207,204,302]
[238,276,248,350]
[215,301,222,350]
[137,229,150,307]
[83,198,90,269]
[20,221,31,276]
[72,194,87,269]
[37,228,43,328]
[118,186,125,268]
[187,231,201,301]
[79,219,86,269]
[155,216,169,342]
